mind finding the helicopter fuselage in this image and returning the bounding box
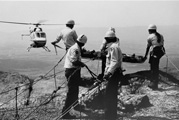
[0,20,62,52]
[30,31,47,47]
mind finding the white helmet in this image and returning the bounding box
[148,24,157,30]
[66,20,75,25]
[77,34,87,44]
[105,31,116,38]
[109,27,115,33]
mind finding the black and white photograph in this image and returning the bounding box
[0,0,179,120]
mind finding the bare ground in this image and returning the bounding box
[0,69,179,120]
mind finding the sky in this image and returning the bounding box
[0,0,179,73]
[0,0,179,32]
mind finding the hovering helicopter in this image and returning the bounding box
[0,20,63,52]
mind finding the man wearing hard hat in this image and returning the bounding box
[61,34,87,119]
[144,24,165,90]
[100,27,120,52]
[100,27,120,78]
[51,20,78,50]
[103,31,123,120]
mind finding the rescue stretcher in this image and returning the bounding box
[81,49,145,63]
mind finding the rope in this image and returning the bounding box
[0,52,93,119]
[0,87,27,108]
[55,64,102,119]
[23,81,66,120]
[165,54,179,72]
[0,52,67,119]
[43,51,67,77]
[54,68,57,90]
[0,52,67,96]
[0,61,92,116]
[50,67,81,120]
[23,64,90,119]
[56,80,103,120]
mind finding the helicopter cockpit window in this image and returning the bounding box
[41,33,46,38]
[35,32,46,38]
[36,33,41,37]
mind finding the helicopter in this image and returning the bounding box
[0,20,63,52]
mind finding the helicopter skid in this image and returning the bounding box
[27,46,50,52]
[43,46,51,52]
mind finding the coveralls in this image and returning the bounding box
[104,41,123,120]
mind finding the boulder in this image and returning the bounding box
[118,94,151,113]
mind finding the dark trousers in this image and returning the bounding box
[149,56,160,87]
[149,46,165,81]
[105,69,121,120]
[101,56,106,76]
[62,68,81,113]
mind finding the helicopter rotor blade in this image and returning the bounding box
[40,23,65,25]
[0,20,68,26]
[0,20,33,25]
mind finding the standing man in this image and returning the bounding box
[100,27,120,78]
[103,31,123,120]
[51,20,78,50]
[144,24,165,90]
[61,34,87,119]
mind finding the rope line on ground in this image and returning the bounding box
[0,52,67,96]
[165,54,179,72]
[56,81,103,120]
[0,88,27,109]
[0,49,95,119]
[23,60,94,119]
[0,56,92,117]
[23,81,66,120]
[43,51,67,77]
[55,64,102,119]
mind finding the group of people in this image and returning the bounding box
[51,19,165,119]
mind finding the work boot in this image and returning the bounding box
[61,107,76,119]
[74,104,92,112]
[153,79,159,90]
[148,80,158,90]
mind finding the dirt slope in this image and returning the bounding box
[0,69,179,120]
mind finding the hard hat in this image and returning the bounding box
[109,27,115,33]
[77,34,87,44]
[105,31,116,38]
[148,24,157,30]
[66,20,75,25]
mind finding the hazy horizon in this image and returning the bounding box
[0,1,179,76]
[0,26,179,76]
